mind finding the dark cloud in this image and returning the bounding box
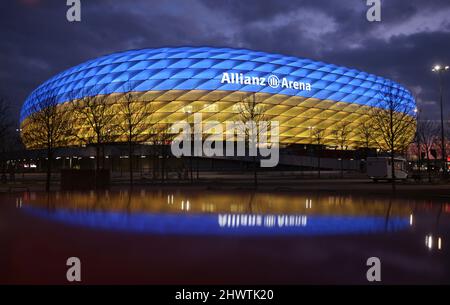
[1,0,450,123]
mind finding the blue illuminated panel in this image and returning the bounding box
[20,47,415,122]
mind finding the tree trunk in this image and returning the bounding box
[426,148,432,183]
[101,145,106,169]
[317,148,321,179]
[189,157,193,183]
[391,151,396,193]
[389,107,396,193]
[95,144,100,190]
[253,155,258,189]
[96,145,100,171]
[416,143,421,161]
[152,156,157,182]
[46,147,52,192]
[128,140,133,187]
[161,154,165,184]
[196,158,199,179]
[0,153,6,184]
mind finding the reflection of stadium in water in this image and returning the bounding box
[20,190,416,236]
[22,190,416,216]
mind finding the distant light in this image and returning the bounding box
[438,237,442,250]
[433,65,450,72]
[426,234,433,249]
[409,214,413,226]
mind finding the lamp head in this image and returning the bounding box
[433,65,441,72]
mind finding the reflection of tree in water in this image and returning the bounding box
[384,199,392,231]
[24,191,416,217]
[246,192,256,214]
[126,191,132,213]
[434,203,443,233]
[45,193,55,211]
[93,191,109,212]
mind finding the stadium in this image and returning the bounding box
[19,47,416,149]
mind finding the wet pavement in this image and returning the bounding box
[1,189,449,284]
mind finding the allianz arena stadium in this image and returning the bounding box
[20,47,416,148]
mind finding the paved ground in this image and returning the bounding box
[1,186,449,284]
[1,172,449,284]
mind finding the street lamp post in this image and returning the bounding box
[432,65,449,177]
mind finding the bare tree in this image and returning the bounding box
[334,122,351,178]
[71,87,117,171]
[0,97,12,183]
[416,120,437,182]
[370,81,417,191]
[116,83,154,187]
[0,97,10,147]
[311,128,325,178]
[21,90,73,191]
[148,123,175,183]
[356,118,378,150]
[413,127,422,166]
[236,93,267,188]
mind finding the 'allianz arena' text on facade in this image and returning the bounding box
[20,47,416,148]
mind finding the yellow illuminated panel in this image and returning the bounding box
[20,90,416,149]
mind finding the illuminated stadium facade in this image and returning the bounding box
[20,47,416,149]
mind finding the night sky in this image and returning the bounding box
[1,0,450,125]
